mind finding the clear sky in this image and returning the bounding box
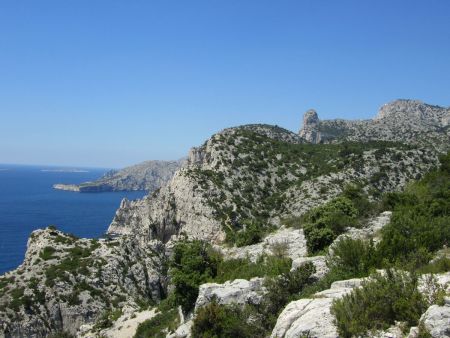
[0,0,449,168]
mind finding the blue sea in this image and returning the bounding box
[0,164,146,275]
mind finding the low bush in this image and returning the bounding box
[260,262,316,328]
[212,255,291,284]
[170,240,221,313]
[134,307,179,338]
[191,300,264,338]
[235,221,264,247]
[332,270,428,337]
[39,246,57,260]
[327,237,378,277]
[303,196,358,254]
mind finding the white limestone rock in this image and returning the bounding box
[419,303,450,338]
[220,226,307,263]
[195,277,265,311]
[291,256,328,279]
[271,277,364,338]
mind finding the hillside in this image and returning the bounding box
[53,159,184,192]
[1,99,449,338]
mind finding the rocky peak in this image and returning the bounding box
[299,109,321,143]
[375,99,448,123]
[302,109,319,127]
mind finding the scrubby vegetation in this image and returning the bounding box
[187,126,419,247]
[171,153,449,337]
[169,239,293,313]
[134,306,179,338]
[328,152,450,336]
[170,240,221,313]
[192,300,264,338]
[332,270,431,337]
[191,262,316,337]
[286,183,376,255]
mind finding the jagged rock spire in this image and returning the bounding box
[299,109,321,143]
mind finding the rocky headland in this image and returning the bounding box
[1,99,449,338]
[53,159,184,193]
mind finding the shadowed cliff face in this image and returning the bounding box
[298,99,450,150]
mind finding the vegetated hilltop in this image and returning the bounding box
[53,159,184,192]
[0,99,449,338]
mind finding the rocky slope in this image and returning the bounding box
[299,99,450,151]
[108,123,437,243]
[1,99,449,337]
[53,159,184,192]
[0,228,168,337]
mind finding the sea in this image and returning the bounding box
[0,164,146,275]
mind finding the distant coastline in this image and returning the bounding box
[41,169,89,173]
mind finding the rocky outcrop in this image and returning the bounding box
[219,227,307,263]
[272,272,450,338]
[78,307,158,338]
[299,99,450,151]
[195,277,266,311]
[54,159,184,193]
[271,278,363,338]
[52,184,81,192]
[418,299,450,338]
[298,109,321,143]
[0,228,168,337]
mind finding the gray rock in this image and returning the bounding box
[419,304,450,337]
[299,99,450,152]
[195,278,266,311]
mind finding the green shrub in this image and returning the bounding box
[377,158,450,266]
[134,308,179,338]
[303,196,358,254]
[170,240,221,313]
[303,225,334,254]
[261,262,315,327]
[332,270,427,337]
[328,237,378,277]
[418,256,450,274]
[212,255,291,284]
[192,300,263,338]
[39,246,57,260]
[235,221,264,247]
[94,309,122,331]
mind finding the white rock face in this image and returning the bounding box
[272,298,337,338]
[291,256,328,279]
[220,227,307,263]
[272,272,450,338]
[419,302,450,338]
[331,211,392,248]
[299,109,321,143]
[271,277,363,338]
[195,277,265,311]
[78,307,157,338]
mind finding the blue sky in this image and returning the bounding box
[0,0,449,168]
